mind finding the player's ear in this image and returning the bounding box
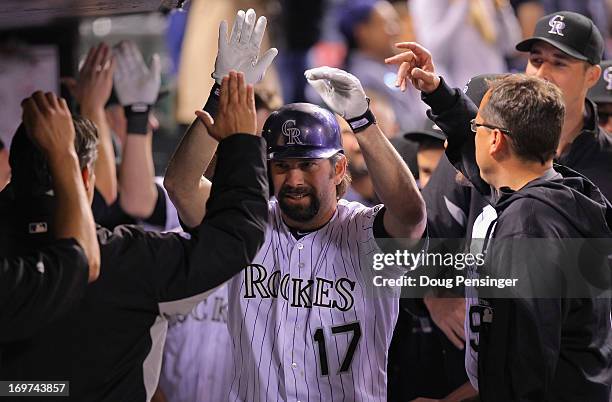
[81,165,94,193]
[585,63,602,90]
[334,154,347,185]
[490,129,509,159]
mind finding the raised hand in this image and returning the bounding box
[195,71,257,141]
[304,66,368,120]
[112,40,161,107]
[212,8,278,85]
[61,43,115,113]
[384,42,440,94]
[21,91,76,159]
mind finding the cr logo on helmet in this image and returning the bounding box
[281,120,303,145]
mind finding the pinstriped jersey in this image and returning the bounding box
[160,284,231,402]
[227,199,405,402]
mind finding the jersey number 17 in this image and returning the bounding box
[313,322,361,376]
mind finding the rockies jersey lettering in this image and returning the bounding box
[227,199,406,402]
[244,264,356,311]
[167,295,228,326]
[160,285,232,402]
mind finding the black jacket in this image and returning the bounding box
[0,240,88,343]
[0,134,268,402]
[423,86,612,242]
[423,78,612,402]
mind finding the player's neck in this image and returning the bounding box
[557,99,585,156]
[282,204,337,232]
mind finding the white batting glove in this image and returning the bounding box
[305,67,375,133]
[212,9,278,85]
[113,40,161,107]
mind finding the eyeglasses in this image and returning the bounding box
[470,119,512,136]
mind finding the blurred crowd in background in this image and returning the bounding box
[2,0,612,189]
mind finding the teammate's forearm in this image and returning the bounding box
[164,118,215,227]
[47,151,100,282]
[119,132,158,218]
[442,381,478,402]
[81,107,117,205]
[166,118,217,189]
[355,124,426,233]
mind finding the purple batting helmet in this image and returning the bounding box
[263,103,343,160]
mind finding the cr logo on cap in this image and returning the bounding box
[604,67,612,91]
[548,15,566,36]
[282,120,303,145]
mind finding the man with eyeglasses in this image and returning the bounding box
[388,40,612,401]
[415,11,612,224]
[383,13,612,384]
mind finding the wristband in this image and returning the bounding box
[346,109,376,133]
[346,99,376,133]
[124,104,151,135]
[203,83,221,117]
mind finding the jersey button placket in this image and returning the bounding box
[285,246,301,400]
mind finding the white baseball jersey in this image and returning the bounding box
[159,284,232,402]
[465,204,498,389]
[227,199,407,402]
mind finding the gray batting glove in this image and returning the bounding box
[212,8,278,85]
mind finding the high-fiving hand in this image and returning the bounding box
[304,66,368,120]
[212,9,278,85]
[385,42,441,94]
[195,71,257,141]
[61,43,115,113]
[113,40,161,107]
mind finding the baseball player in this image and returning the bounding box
[168,91,426,402]
[0,69,268,402]
[588,60,612,134]
[165,13,427,402]
[0,92,100,344]
[157,284,231,402]
[403,123,447,189]
[156,85,284,402]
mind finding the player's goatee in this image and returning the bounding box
[278,185,320,222]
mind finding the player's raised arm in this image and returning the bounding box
[1,92,102,342]
[21,92,100,282]
[154,70,269,301]
[165,8,277,228]
[112,40,160,219]
[62,43,117,206]
[385,42,487,195]
[305,67,426,239]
